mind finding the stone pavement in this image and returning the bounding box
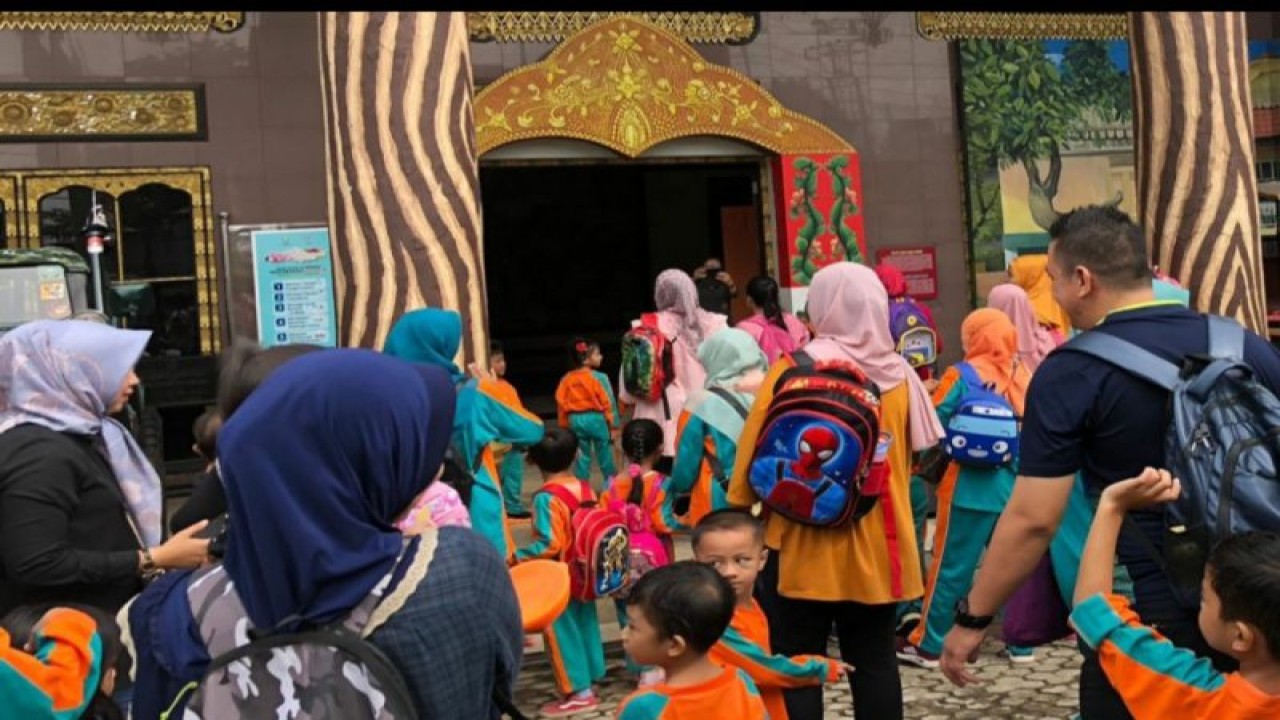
[508,465,1083,719]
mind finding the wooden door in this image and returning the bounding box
[720,205,763,324]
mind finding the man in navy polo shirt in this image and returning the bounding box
[938,205,1280,718]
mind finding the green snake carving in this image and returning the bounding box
[826,155,862,265]
[789,157,825,285]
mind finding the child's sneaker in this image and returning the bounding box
[895,637,940,669]
[540,691,599,717]
[999,645,1036,664]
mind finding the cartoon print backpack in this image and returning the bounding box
[621,313,676,409]
[747,352,883,526]
[607,472,671,600]
[540,481,632,601]
[943,362,1020,469]
[888,297,938,370]
[1068,316,1280,609]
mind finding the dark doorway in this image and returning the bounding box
[480,160,763,415]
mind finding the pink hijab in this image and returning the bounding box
[986,283,1059,374]
[804,262,944,451]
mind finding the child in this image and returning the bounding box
[1065,468,1280,718]
[556,338,621,486]
[488,340,532,519]
[601,419,683,686]
[900,309,1035,667]
[514,427,607,717]
[693,509,848,720]
[395,459,472,532]
[191,410,220,469]
[617,561,768,719]
[0,606,109,719]
[670,328,766,526]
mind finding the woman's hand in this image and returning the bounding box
[150,520,213,569]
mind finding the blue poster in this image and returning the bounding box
[251,227,338,348]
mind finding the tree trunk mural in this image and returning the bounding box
[318,12,488,360]
[1130,12,1266,333]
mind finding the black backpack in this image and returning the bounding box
[1066,316,1280,608]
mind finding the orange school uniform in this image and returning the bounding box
[708,600,840,720]
[616,667,768,719]
[556,368,618,428]
[1072,593,1280,719]
[726,357,924,603]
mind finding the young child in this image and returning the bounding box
[395,459,472,532]
[514,427,607,717]
[0,606,109,719]
[692,509,848,719]
[617,561,768,719]
[601,419,684,686]
[191,410,220,469]
[487,340,532,519]
[901,309,1035,667]
[1067,468,1280,718]
[556,338,621,486]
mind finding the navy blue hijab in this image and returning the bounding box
[218,349,456,633]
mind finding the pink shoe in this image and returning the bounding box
[540,692,599,717]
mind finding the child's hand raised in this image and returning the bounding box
[1101,467,1181,513]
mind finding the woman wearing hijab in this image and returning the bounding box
[0,320,210,617]
[1009,254,1072,342]
[898,310,1034,668]
[621,269,728,472]
[123,350,524,719]
[669,328,768,526]
[986,284,1061,375]
[383,308,545,561]
[0,320,211,712]
[727,262,945,720]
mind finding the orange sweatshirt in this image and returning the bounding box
[556,368,619,429]
[708,600,840,720]
[616,666,768,719]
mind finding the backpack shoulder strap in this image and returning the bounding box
[708,387,751,419]
[1207,315,1246,361]
[954,361,984,391]
[540,482,583,510]
[1065,330,1181,391]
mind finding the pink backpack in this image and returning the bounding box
[740,315,796,363]
[608,471,671,599]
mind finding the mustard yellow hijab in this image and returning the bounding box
[1009,254,1072,334]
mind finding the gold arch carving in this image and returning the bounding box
[474,15,853,158]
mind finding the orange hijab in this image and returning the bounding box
[960,309,1031,416]
[1009,254,1072,334]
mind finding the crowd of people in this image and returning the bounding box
[0,205,1278,719]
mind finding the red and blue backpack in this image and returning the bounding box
[746,352,883,526]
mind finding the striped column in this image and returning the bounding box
[1130,12,1266,333]
[318,12,488,360]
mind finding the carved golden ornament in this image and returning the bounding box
[0,86,205,142]
[916,12,1127,41]
[475,16,853,158]
[0,12,243,33]
[467,11,758,44]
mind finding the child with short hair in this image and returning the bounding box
[617,562,768,719]
[488,340,532,519]
[1069,468,1280,718]
[0,606,110,719]
[190,410,220,469]
[556,338,621,486]
[693,509,848,719]
[514,427,607,717]
[601,418,683,686]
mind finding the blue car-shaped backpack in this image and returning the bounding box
[943,362,1019,469]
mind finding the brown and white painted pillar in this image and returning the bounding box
[318,12,488,361]
[1130,12,1267,333]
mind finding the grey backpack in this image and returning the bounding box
[1067,316,1280,607]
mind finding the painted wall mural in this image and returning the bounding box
[961,38,1280,306]
[773,152,867,288]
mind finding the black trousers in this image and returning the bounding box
[756,551,903,720]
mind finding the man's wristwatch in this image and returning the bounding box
[953,597,995,630]
[138,548,163,580]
